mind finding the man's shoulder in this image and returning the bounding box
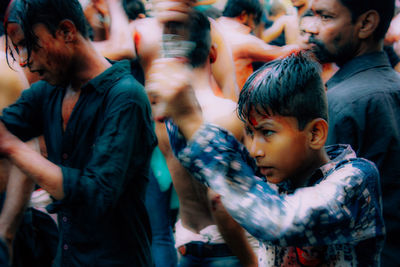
[327,66,400,107]
[106,61,144,93]
[331,67,398,89]
[328,53,400,95]
[22,80,54,98]
[103,67,150,111]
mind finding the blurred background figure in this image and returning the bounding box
[0,6,58,266]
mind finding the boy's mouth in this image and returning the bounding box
[259,166,274,176]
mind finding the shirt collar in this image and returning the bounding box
[276,144,356,193]
[320,144,356,176]
[326,51,391,89]
[82,59,131,93]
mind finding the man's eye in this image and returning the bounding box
[320,15,332,21]
[262,130,274,137]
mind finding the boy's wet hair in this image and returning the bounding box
[238,52,328,130]
[4,0,89,67]
[222,0,263,25]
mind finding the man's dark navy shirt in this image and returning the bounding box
[1,60,157,266]
[326,51,400,267]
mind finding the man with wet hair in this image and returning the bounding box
[0,0,156,266]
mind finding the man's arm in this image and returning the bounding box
[233,36,298,62]
[0,128,64,200]
[263,15,302,45]
[209,18,240,101]
[262,15,287,44]
[208,190,257,267]
[93,0,136,60]
[0,141,37,254]
[1,79,154,219]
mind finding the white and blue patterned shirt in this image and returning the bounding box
[166,121,386,266]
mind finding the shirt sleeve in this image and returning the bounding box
[1,82,45,141]
[48,80,156,220]
[166,121,383,247]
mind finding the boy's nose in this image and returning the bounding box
[248,137,265,159]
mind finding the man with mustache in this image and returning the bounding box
[304,0,400,265]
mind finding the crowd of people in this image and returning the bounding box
[0,0,399,266]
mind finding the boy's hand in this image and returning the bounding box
[146,58,203,139]
[152,0,195,24]
[146,58,195,120]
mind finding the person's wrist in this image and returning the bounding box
[0,222,14,244]
[174,110,203,140]
[0,135,24,159]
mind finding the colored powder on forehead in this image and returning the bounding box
[249,112,270,126]
[249,114,258,126]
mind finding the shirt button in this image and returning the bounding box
[62,153,68,160]
[62,216,67,222]
[63,244,68,250]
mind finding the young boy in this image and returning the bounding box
[147,52,386,266]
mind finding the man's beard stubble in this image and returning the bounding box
[307,35,356,66]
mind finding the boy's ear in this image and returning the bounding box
[57,19,77,43]
[305,118,328,150]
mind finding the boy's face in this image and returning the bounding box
[7,23,72,86]
[244,109,311,184]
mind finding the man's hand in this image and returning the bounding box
[146,58,203,139]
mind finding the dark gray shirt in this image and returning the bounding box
[326,51,400,266]
[1,60,156,266]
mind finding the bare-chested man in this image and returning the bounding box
[131,4,239,100]
[262,0,310,44]
[217,0,298,96]
[146,5,259,267]
[0,0,156,265]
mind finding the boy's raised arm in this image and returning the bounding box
[146,0,204,139]
[147,58,203,139]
